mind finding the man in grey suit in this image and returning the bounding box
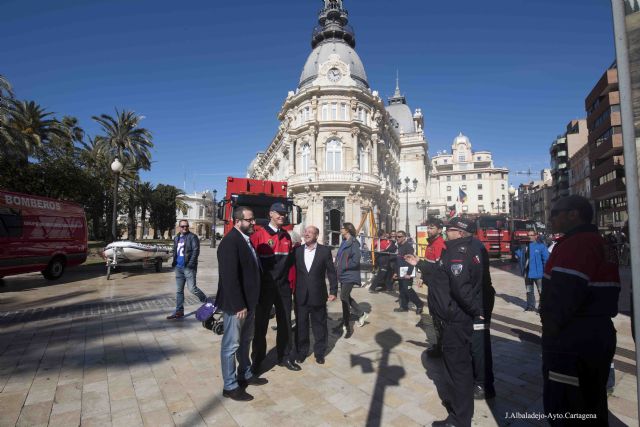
[293,225,338,365]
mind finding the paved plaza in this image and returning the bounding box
[0,246,637,426]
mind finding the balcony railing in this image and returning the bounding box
[289,170,380,187]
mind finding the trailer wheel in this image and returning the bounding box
[42,256,66,280]
[155,258,162,272]
[202,318,214,330]
[214,322,224,335]
[106,265,112,280]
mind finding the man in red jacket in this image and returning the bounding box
[541,195,620,425]
[250,203,300,373]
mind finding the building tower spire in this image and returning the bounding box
[312,0,355,48]
[388,70,406,105]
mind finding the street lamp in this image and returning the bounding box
[110,158,123,241]
[398,177,418,234]
[416,199,429,223]
[508,185,516,217]
[211,189,218,248]
[201,193,207,239]
[495,198,501,214]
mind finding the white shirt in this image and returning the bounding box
[304,242,317,272]
[239,228,258,266]
[268,223,279,233]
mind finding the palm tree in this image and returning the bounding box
[92,109,153,171]
[0,74,14,120]
[1,100,66,161]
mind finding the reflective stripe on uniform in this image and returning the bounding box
[551,267,590,281]
[274,251,290,255]
[548,370,580,387]
[426,259,437,264]
[588,281,621,288]
[473,323,488,331]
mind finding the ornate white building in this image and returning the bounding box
[428,133,509,216]
[248,0,429,243]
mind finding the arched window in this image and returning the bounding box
[358,144,368,173]
[326,139,342,172]
[301,144,310,173]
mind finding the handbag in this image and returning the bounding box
[195,297,218,321]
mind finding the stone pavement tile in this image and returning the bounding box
[15,401,53,427]
[172,409,207,427]
[54,382,82,403]
[79,412,112,427]
[167,396,198,414]
[141,407,179,426]
[109,396,139,414]
[0,391,27,427]
[386,413,423,427]
[81,390,111,418]
[48,410,81,427]
[51,400,81,415]
[110,408,144,427]
[608,395,638,420]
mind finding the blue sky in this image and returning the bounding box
[2,0,615,194]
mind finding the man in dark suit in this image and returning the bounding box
[294,225,338,364]
[216,206,266,402]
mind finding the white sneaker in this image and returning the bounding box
[358,312,369,327]
[342,325,348,336]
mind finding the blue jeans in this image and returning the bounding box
[175,267,207,312]
[221,310,255,390]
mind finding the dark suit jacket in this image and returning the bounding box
[215,227,260,313]
[294,243,338,306]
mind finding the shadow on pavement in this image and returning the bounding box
[350,328,405,427]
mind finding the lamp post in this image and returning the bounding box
[495,198,501,214]
[110,158,123,242]
[508,185,516,217]
[416,199,429,223]
[211,189,217,248]
[201,193,207,239]
[398,177,418,234]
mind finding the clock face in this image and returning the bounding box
[327,68,342,82]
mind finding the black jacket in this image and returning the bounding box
[172,231,200,269]
[294,244,338,306]
[471,237,495,317]
[215,228,261,313]
[396,241,415,277]
[429,236,483,322]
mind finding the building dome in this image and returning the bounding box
[453,132,470,146]
[387,103,414,134]
[298,41,369,89]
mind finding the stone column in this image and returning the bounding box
[371,134,379,175]
[309,126,317,172]
[351,127,360,172]
[288,137,295,176]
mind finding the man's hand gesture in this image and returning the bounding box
[404,254,419,266]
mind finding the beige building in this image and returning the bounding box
[247,1,428,242]
[174,191,214,239]
[428,133,509,216]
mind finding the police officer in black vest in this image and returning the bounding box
[407,216,483,427]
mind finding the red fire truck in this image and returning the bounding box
[509,218,537,258]
[474,214,510,258]
[217,177,301,235]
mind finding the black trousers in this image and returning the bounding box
[441,319,474,427]
[542,318,616,426]
[295,302,328,358]
[340,282,362,328]
[472,296,495,390]
[427,313,443,351]
[398,279,423,310]
[252,283,294,366]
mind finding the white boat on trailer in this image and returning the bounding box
[103,241,173,279]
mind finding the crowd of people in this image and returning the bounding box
[166,195,621,427]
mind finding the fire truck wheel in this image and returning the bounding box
[42,256,66,280]
[155,258,162,272]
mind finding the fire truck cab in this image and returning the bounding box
[217,177,301,235]
[474,214,510,258]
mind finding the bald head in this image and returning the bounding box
[303,226,319,246]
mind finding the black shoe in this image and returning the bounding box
[223,387,254,401]
[432,420,456,427]
[416,306,424,315]
[166,311,184,320]
[393,307,409,313]
[315,356,325,364]
[296,355,307,364]
[426,346,442,358]
[473,385,496,400]
[278,359,302,371]
[344,327,353,339]
[238,376,268,388]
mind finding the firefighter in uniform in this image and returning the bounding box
[412,218,447,357]
[541,195,620,425]
[469,234,496,400]
[406,216,483,427]
[250,203,301,373]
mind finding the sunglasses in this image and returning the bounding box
[179,225,189,228]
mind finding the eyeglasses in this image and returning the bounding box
[241,217,256,223]
[179,225,189,228]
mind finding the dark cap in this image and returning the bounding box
[426,218,444,229]
[447,216,476,233]
[270,202,288,214]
